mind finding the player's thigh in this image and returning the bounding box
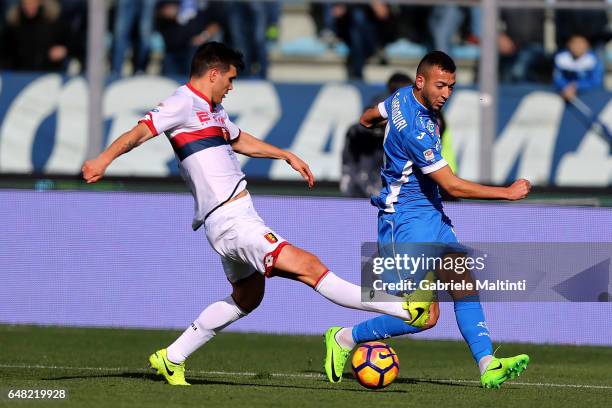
[221,256,257,285]
[273,245,328,287]
[208,204,291,279]
[438,216,459,244]
[393,212,441,242]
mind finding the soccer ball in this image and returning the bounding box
[351,341,400,389]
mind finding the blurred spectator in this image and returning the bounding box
[498,7,549,83]
[1,0,69,71]
[156,0,224,77]
[264,1,280,43]
[428,5,464,53]
[60,0,87,72]
[555,6,611,52]
[310,2,339,47]
[341,72,413,197]
[389,5,431,49]
[177,0,197,25]
[226,1,268,78]
[0,0,8,35]
[111,0,157,75]
[465,5,480,45]
[553,34,604,102]
[335,1,390,80]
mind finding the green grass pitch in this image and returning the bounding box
[1,325,611,407]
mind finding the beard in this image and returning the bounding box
[422,94,438,112]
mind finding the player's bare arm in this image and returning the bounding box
[428,166,531,200]
[359,106,386,128]
[231,131,314,188]
[82,122,154,184]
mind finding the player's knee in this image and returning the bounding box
[233,287,264,313]
[303,253,327,279]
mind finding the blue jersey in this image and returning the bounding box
[371,86,448,213]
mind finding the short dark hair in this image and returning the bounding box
[416,51,456,76]
[386,72,413,94]
[190,42,245,78]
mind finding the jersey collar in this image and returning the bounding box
[410,87,431,115]
[186,83,215,110]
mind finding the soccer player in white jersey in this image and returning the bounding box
[81,42,425,386]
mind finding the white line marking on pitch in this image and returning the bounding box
[1,364,611,390]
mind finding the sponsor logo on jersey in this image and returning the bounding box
[417,132,426,140]
[423,149,435,162]
[264,232,278,243]
[196,111,210,123]
[391,94,408,132]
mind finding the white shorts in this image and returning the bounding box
[204,193,289,283]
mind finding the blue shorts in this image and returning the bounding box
[378,208,458,244]
[376,208,463,293]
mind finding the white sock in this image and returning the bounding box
[166,296,247,363]
[478,355,494,375]
[336,327,356,349]
[314,271,409,320]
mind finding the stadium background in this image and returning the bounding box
[1,0,611,405]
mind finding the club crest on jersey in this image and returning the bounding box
[423,149,435,162]
[426,120,435,133]
[264,232,278,243]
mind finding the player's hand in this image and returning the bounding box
[285,152,315,188]
[82,157,108,184]
[506,178,531,200]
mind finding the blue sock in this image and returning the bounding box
[351,315,421,344]
[454,295,493,363]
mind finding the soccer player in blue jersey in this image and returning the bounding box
[324,51,532,389]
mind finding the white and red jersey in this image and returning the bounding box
[139,83,247,231]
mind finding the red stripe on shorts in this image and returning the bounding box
[263,241,291,278]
